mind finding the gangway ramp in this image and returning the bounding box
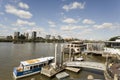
[65,61,105,71]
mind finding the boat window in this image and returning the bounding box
[39,64,43,67]
[34,65,38,69]
[30,66,33,70]
[43,63,46,66]
[49,59,53,63]
[71,45,73,47]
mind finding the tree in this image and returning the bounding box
[18,34,26,40]
[109,36,120,41]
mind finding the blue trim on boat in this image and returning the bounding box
[14,67,41,77]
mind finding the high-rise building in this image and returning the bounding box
[46,35,51,40]
[51,36,56,40]
[57,35,62,40]
[26,33,29,39]
[24,32,29,39]
[14,32,20,39]
[32,31,37,40]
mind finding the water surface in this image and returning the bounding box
[0,43,105,80]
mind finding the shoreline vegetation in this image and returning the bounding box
[0,39,104,43]
[0,39,64,43]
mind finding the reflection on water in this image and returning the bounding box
[0,42,105,80]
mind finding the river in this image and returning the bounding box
[0,42,105,80]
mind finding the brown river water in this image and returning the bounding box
[0,42,105,80]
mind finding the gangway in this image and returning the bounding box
[65,61,105,71]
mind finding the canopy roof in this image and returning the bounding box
[20,56,54,66]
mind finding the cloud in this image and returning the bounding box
[18,2,29,9]
[5,4,32,19]
[63,2,85,11]
[63,18,78,24]
[48,21,56,27]
[82,19,95,24]
[94,23,113,29]
[14,19,36,26]
[61,25,83,31]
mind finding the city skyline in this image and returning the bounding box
[0,0,120,40]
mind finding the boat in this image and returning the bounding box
[64,41,86,54]
[74,56,84,61]
[13,56,54,79]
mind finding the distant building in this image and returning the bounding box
[26,33,29,39]
[24,33,29,39]
[46,35,51,40]
[14,32,20,39]
[6,36,13,40]
[51,36,56,40]
[32,31,37,40]
[57,35,62,40]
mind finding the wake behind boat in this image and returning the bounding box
[13,56,54,79]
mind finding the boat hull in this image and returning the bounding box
[13,68,41,79]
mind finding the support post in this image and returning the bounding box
[55,44,58,68]
[69,44,71,61]
[60,44,63,66]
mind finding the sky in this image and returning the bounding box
[0,0,120,40]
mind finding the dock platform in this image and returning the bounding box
[65,67,81,73]
[56,72,69,79]
[41,66,65,77]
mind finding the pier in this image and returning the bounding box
[65,67,81,73]
[41,65,64,77]
[41,44,106,79]
[56,72,69,79]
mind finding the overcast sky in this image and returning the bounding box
[0,0,120,40]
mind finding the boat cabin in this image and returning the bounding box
[16,57,54,72]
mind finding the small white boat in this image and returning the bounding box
[74,56,84,61]
[13,57,54,79]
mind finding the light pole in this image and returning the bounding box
[69,44,71,61]
[60,44,63,66]
[55,44,58,68]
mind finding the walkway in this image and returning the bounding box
[84,50,104,55]
[65,61,105,71]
